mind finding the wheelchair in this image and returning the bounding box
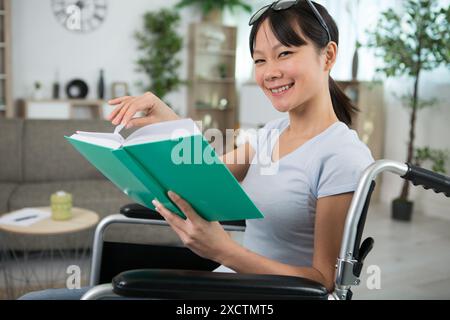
[81,160,450,300]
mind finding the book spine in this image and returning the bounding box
[112,148,183,217]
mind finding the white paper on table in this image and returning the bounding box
[0,208,51,227]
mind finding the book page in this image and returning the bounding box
[69,119,201,149]
[69,132,124,149]
[123,118,202,146]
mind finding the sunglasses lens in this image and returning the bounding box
[274,0,297,10]
[249,5,270,25]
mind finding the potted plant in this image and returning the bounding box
[134,8,184,102]
[176,0,252,23]
[366,0,450,221]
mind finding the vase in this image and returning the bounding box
[352,47,359,81]
[203,9,223,24]
[98,69,105,100]
[392,199,413,222]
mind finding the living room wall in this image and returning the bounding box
[11,0,197,116]
[10,0,450,215]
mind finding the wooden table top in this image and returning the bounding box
[0,207,99,235]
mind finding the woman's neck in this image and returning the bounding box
[286,87,338,138]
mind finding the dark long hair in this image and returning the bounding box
[249,1,358,126]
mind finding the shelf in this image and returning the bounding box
[195,78,235,84]
[195,107,234,112]
[196,49,236,57]
[188,23,238,133]
[27,99,106,105]
[0,1,11,118]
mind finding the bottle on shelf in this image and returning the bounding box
[98,69,105,100]
[52,70,60,99]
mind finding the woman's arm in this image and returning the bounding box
[107,92,255,182]
[219,193,353,292]
[154,191,353,292]
[219,142,255,182]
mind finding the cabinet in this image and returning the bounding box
[0,0,11,118]
[337,81,385,161]
[21,99,107,120]
[337,81,385,201]
[187,23,238,135]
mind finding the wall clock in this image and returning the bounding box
[51,0,108,33]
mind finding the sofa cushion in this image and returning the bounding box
[8,179,130,218]
[23,120,115,182]
[0,183,18,214]
[0,119,23,182]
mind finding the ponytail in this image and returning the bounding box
[329,76,359,126]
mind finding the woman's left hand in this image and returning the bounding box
[152,191,236,263]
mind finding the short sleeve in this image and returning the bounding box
[316,146,374,199]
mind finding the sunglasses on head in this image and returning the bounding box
[249,0,331,43]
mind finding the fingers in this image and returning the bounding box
[108,96,129,105]
[108,95,154,127]
[152,199,186,230]
[168,191,202,223]
[121,98,152,127]
[108,103,126,122]
[109,102,126,125]
[108,96,133,124]
[126,116,155,129]
[113,100,132,125]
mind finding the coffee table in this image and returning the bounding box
[0,207,99,299]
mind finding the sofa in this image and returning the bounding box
[0,119,181,250]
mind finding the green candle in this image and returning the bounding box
[51,191,73,221]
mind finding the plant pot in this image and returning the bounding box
[203,9,223,24]
[391,199,414,221]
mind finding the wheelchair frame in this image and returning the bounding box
[81,160,450,300]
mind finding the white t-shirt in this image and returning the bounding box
[240,117,374,269]
[214,118,374,273]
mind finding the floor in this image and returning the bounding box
[353,202,450,300]
[1,201,449,300]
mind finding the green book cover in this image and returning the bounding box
[65,119,264,222]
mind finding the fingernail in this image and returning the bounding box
[126,123,133,129]
[168,191,176,198]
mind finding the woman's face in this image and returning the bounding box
[253,19,326,113]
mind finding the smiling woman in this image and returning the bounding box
[249,0,357,124]
[20,1,375,299]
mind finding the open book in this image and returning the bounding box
[65,118,264,222]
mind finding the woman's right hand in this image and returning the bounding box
[107,92,180,129]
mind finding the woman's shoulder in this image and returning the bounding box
[311,122,375,198]
[315,122,374,168]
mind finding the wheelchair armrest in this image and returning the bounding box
[112,269,328,300]
[120,203,246,230]
[120,203,163,220]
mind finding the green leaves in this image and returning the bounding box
[366,0,450,78]
[134,9,184,100]
[176,0,252,15]
[414,147,449,174]
[365,0,450,190]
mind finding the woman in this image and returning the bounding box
[20,0,372,299]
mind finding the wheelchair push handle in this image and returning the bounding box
[403,163,450,197]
